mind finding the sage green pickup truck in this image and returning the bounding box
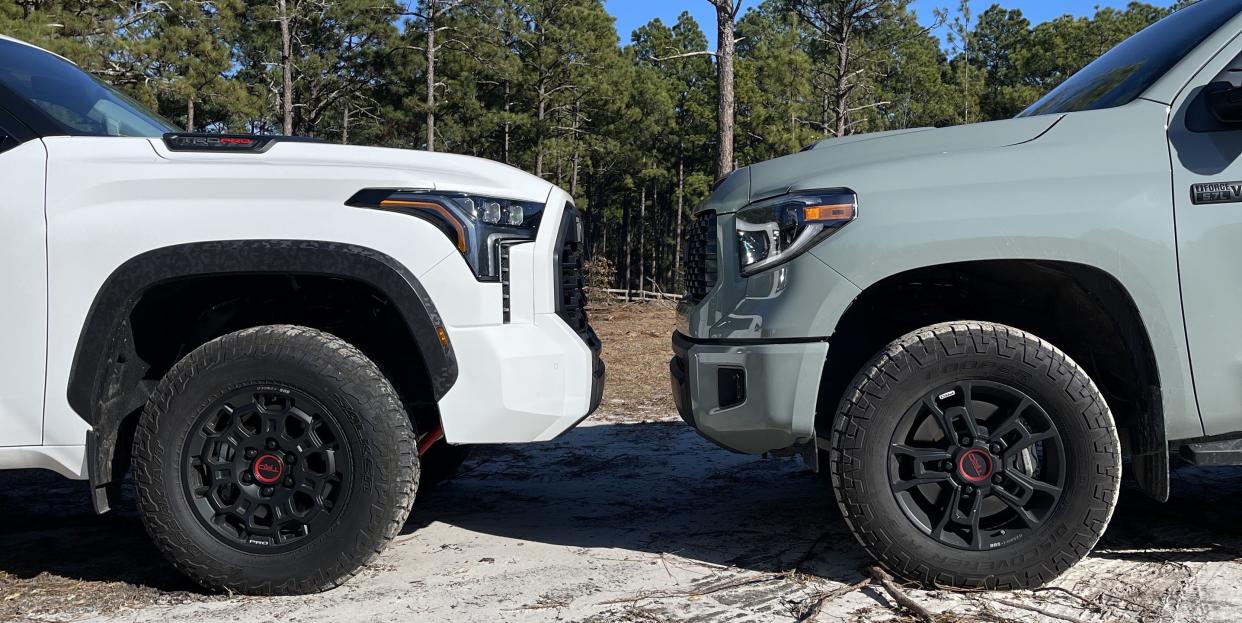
[671,0,1242,589]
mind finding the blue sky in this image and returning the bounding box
[606,0,1176,49]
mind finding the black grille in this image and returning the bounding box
[684,211,718,304]
[555,207,599,348]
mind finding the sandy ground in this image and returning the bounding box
[3,303,1242,622]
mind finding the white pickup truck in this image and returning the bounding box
[0,35,603,595]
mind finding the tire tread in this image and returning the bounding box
[828,321,1121,590]
[131,325,418,595]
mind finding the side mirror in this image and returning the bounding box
[1206,81,1242,124]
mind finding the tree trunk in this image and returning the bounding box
[342,105,350,145]
[963,41,970,124]
[186,96,194,132]
[714,2,736,179]
[570,101,581,197]
[652,182,661,291]
[834,23,850,137]
[623,194,632,301]
[675,156,684,289]
[639,184,646,299]
[536,82,546,177]
[278,0,294,135]
[425,2,437,151]
[503,82,511,164]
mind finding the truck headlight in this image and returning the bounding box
[347,189,545,281]
[735,189,857,275]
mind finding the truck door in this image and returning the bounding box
[1169,41,1242,437]
[0,109,48,447]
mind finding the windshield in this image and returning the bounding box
[1019,0,1242,117]
[0,39,178,137]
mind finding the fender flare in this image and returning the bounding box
[69,240,457,512]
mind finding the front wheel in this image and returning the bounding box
[829,322,1120,589]
[132,325,419,595]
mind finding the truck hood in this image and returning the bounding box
[148,138,556,203]
[701,114,1063,214]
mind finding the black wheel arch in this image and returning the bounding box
[70,240,457,513]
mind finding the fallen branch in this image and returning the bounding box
[994,598,1091,623]
[797,578,870,622]
[599,571,785,605]
[866,565,936,623]
[1032,586,1101,611]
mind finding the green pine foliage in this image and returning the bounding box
[0,0,1175,293]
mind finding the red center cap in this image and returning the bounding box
[958,448,993,483]
[253,454,285,485]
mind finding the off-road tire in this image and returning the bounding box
[132,325,418,595]
[829,321,1120,589]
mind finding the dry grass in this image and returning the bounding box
[0,571,205,623]
[587,299,679,422]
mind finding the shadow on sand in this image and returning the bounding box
[3,421,1242,591]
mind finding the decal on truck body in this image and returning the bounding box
[1192,181,1242,205]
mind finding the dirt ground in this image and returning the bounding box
[4,303,1242,623]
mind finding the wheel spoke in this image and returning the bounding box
[890,443,953,492]
[891,444,953,462]
[993,487,1042,528]
[924,397,951,439]
[967,492,985,549]
[930,486,962,541]
[927,384,982,443]
[989,397,1032,439]
[957,382,982,439]
[1005,425,1057,455]
[893,472,952,491]
[1007,469,1062,499]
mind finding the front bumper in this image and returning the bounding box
[438,313,603,443]
[432,191,604,444]
[670,331,826,454]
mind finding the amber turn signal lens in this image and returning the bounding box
[380,199,468,252]
[803,203,855,222]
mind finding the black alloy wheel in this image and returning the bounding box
[888,380,1066,551]
[183,384,352,553]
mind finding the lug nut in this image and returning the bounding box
[285,453,297,465]
[992,474,1004,484]
[960,436,973,446]
[284,477,294,487]
[244,448,258,459]
[990,443,1003,454]
[261,486,274,497]
[241,472,253,483]
[266,439,278,450]
[943,460,954,471]
[964,485,975,494]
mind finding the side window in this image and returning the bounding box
[1186,49,1242,133]
[0,126,15,154]
[0,106,30,154]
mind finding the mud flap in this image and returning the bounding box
[1132,386,1169,502]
